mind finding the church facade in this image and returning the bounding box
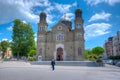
[37,8,85,61]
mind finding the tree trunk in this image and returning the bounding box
[17,52,20,60]
[2,53,5,59]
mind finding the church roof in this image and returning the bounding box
[75,8,82,14]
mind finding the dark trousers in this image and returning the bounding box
[52,65,55,70]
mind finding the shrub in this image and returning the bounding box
[27,57,36,61]
[3,57,9,61]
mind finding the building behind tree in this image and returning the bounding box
[104,31,120,57]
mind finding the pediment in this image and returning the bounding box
[52,22,69,32]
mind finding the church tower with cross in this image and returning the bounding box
[37,8,85,61]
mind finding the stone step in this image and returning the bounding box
[30,61,104,67]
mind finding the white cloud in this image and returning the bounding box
[7,26,13,31]
[54,3,71,13]
[45,6,54,13]
[72,1,77,6]
[1,38,11,42]
[47,14,56,24]
[34,33,37,37]
[9,40,12,42]
[0,0,77,25]
[85,0,102,5]
[44,6,56,24]
[0,0,50,24]
[104,0,120,5]
[54,2,77,13]
[89,12,111,22]
[22,20,27,23]
[61,13,74,20]
[34,37,37,42]
[45,2,76,24]
[2,38,8,41]
[66,13,74,20]
[85,23,112,39]
[34,33,37,42]
[53,2,76,22]
[85,0,120,6]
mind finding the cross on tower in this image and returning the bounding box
[63,12,66,19]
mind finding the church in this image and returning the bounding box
[37,8,85,61]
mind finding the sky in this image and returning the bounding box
[0,0,120,49]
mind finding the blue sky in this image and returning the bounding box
[0,0,120,49]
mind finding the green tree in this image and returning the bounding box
[29,50,36,57]
[84,49,97,60]
[0,44,2,50]
[0,40,10,58]
[84,49,92,59]
[0,43,2,57]
[92,46,105,56]
[11,19,35,60]
[92,46,104,62]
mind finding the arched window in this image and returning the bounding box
[76,33,82,40]
[76,24,81,29]
[39,48,42,55]
[40,27,44,32]
[77,34,80,39]
[78,47,82,55]
[56,32,64,41]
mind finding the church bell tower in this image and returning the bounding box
[38,12,48,33]
[74,8,84,30]
[74,8,85,60]
[37,12,48,61]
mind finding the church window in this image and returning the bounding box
[78,47,82,55]
[78,34,80,39]
[58,26,62,30]
[76,24,81,29]
[40,27,44,32]
[39,48,42,55]
[76,33,82,40]
[56,32,64,41]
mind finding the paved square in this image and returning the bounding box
[0,61,120,80]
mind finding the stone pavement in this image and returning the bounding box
[0,61,120,80]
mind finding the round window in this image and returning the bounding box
[58,26,62,30]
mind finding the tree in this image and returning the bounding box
[92,46,105,56]
[84,49,91,59]
[0,43,2,57]
[0,40,10,58]
[29,50,36,57]
[11,19,35,60]
[0,44,2,51]
[84,49,97,60]
[85,47,104,61]
[92,46,105,62]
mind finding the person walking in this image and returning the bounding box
[51,59,55,71]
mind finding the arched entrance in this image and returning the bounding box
[56,47,63,61]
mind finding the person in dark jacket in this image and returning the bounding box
[51,59,55,70]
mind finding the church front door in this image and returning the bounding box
[57,47,63,61]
